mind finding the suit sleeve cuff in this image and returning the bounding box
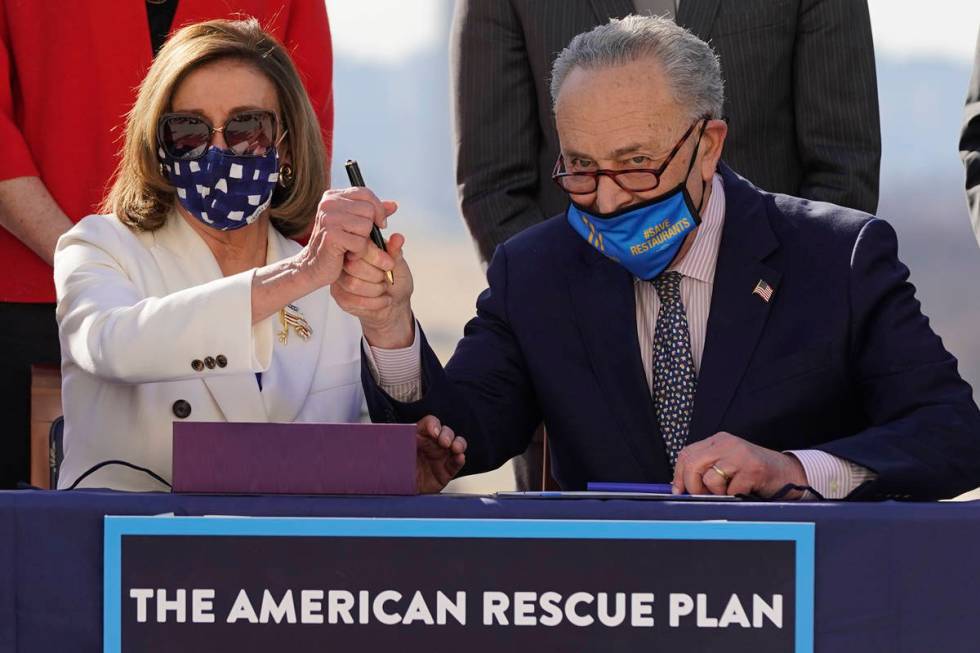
[786,449,878,500]
[361,321,423,402]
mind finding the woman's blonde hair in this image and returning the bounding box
[103,18,327,237]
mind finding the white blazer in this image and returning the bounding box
[54,212,364,491]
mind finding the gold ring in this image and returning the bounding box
[710,464,730,483]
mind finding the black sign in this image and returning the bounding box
[104,517,813,652]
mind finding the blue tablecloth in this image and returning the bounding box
[0,489,977,652]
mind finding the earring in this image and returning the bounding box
[278,163,294,189]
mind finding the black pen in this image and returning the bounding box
[344,159,394,285]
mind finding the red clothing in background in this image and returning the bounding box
[0,0,333,302]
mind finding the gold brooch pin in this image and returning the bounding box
[277,303,312,344]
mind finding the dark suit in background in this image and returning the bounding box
[962,28,980,247]
[452,0,881,263]
[451,0,882,489]
[364,166,980,501]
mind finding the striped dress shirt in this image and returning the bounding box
[364,175,874,498]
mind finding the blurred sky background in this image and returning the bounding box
[325,1,980,491]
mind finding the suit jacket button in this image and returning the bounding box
[215,354,227,368]
[191,359,204,372]
[204,356,216,369]
[172,400,192,419]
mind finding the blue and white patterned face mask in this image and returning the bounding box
[160,145,280,231]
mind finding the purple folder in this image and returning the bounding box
[172,422,417,495]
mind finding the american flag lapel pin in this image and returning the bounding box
[277,303,313,344]
[752,279,774,303]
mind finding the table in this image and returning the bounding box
[1,490,977,652]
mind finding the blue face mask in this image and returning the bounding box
[564,123,707,281]
[160,145,280,231]
[567,183,702,280]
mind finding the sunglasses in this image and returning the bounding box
[157,110,283,160]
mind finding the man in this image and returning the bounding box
[963,27,980,247]
[0,0,334,488]
[330,17,980,500]
[451,0,882,489]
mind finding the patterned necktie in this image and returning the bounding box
[651,271,697,466]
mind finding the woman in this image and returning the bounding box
[0,1,333,491]
[53,19,396,491]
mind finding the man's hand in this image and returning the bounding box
[415,415,467,494]
[330,215,415,349]
[672,432,808,498]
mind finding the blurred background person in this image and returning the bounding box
[963,27,980,246]
[450,0,881,490]
[0,0,333,489]
[55,19,363,491]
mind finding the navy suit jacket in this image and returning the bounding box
[363,165,980,500]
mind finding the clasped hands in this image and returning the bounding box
[298,187,465,493]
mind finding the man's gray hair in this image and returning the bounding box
[550,15,724,120]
